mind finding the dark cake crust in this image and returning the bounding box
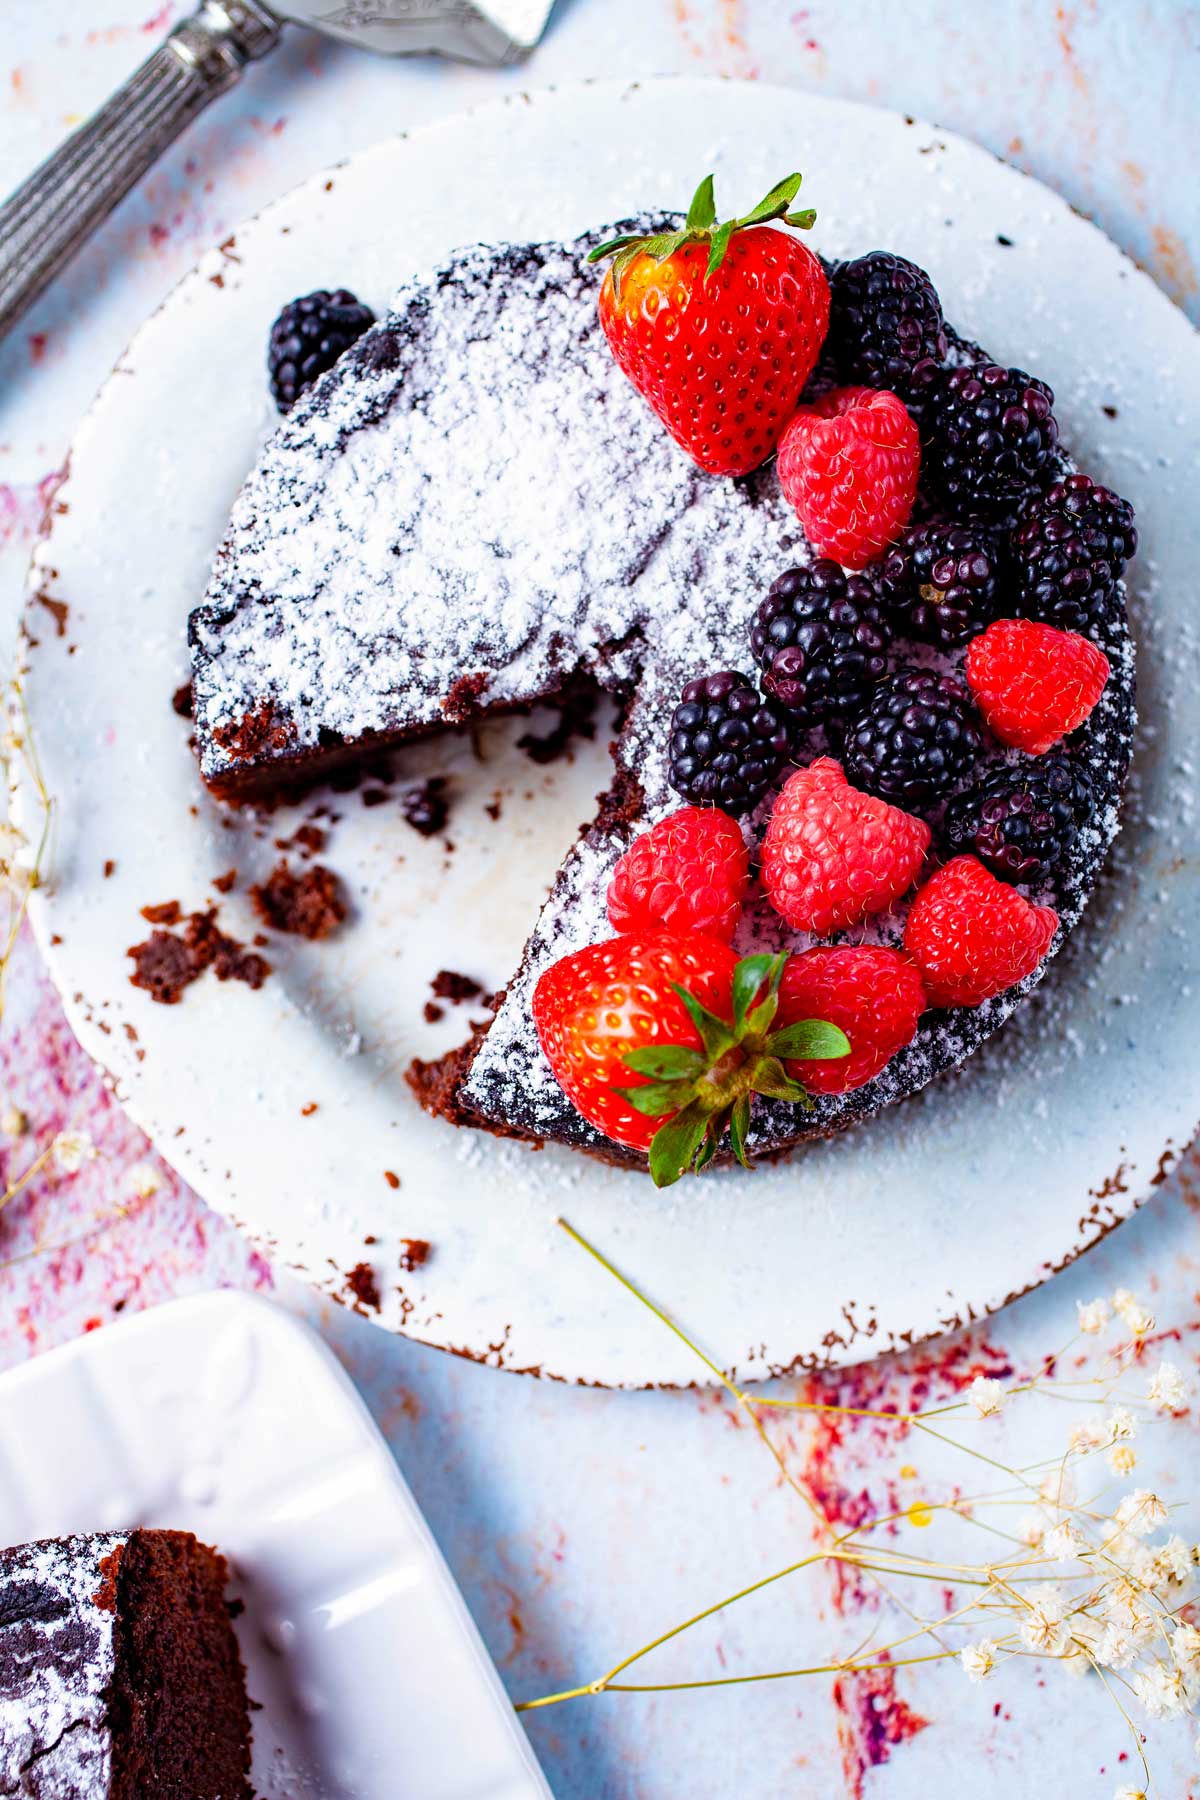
[190,230,1134,1168]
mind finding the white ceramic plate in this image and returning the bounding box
[13,79,1200,1386]
[0,1292,550,1799]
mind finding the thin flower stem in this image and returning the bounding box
[1,1145,53,1211]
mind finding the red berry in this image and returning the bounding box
[532,932,737,1150]
[777,386,920,569]
[760,757,931,934]
[594,174,830,477]
[607,806,750,943]
[904,855,1059,1008]
[776,946,927,1094]
[965,617,1110,755]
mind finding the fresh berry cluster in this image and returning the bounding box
[750,561,891,730]
[525,169,1138,1176]
[268,289,376,412]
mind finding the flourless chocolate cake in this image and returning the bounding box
[0,1529,252,1798]
[188,225,1134,1170]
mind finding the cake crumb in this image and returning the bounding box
[140,899,181,926]
[383,1170,400,1190]
[345,1262,381,1311]
[212,868,237,893]
[401,777,450,837]
[399,1238,430,1273]
[431,969,483,1004]
[249,860,346,939]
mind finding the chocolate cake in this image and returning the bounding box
[188,227,1134,1169]
[0,1529,251,1798]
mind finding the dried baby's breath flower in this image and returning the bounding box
[128,1162,161,1200]
[0,820,24,860]
[1147,1361,1188,1413]
[1107,1407,1137,1442]
[1170,1621,1200,1684]
[1113,1288,1155,1337]
[1113,1786,1148,1800]
[1017,1512,1047,1549]
[1038,1468,1075,1510]
[1019,1585,1068,1656]
[1077,1297,1110,1334]
[1044,1520,1088,1561]
[1,1104,28,1138]
[1132,1657,1189,1719]
[1147,1535,1192,1589]
[1108,1443,1137,1476]
[51,1130,96,1175]
[1068,1416,1106,1453]
[1,860,38,901]
[960,1639,997,1683]
[967,1375,1005,1417]
[1114,1491,1169,1539]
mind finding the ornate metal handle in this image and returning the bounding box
[0,1,281,340]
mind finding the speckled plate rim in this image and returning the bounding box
[12,77,1200,1387]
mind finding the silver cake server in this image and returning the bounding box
[0,0,555,339]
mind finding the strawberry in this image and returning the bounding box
[776,946,927,1094]
[904,855,1059,1008]
[760,757,931,934]
[777,385,920,569]
[964,617,1110,755]
[607,806,750,943]
[532,934,848,1185]
[589,172,829,477]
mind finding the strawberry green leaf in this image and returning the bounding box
[738,171,804,228]
[751,1057,813,1106]
[693,1131,719,1173]
[649,1101,711,1189]
[586,233,644,263]
[686,173,717,232]
[704,219,737,281]
[784,208,817,230]
[732,953,775,1031]
[767,1019,852,1062]
[729,1093,752,1169]
[622,1045,705,1079]
[671,982,736,1062]
[740,950,789,1036]
[614,1078,700,1117]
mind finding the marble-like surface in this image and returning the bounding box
[2,6,1198,1796]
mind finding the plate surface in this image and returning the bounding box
[0,1292,551,1799]
[14,79,1200,1385]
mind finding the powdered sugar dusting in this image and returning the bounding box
[0,1533,125,1796]
[189,229,1134,1162]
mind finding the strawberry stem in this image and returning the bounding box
[588,170,818,298]
[612,951,849,1188]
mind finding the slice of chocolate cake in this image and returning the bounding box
[0,1529,251,1798]
[189,228,1134,1168]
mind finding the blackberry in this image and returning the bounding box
[667,672,791,815]
[880,517,1006,648]
[923,362,1059,524]
[268,289,376,412]
[1011,473,1137,637]
[750,561,891,730]
[827,251,948,401]
[942,754,1095,884]
[842,667,983,813]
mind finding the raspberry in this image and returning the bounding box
[879,517,1005,649]
[667,672,791,815]
[942,754,1095,885]
[777,386,920,570]
[965,618,1110,755]
[760,757,930,934]
[923,362,1058,524]
[776,945,927,1093]
[268,289,376,412]
[1011,473,1138,637]
[606,806,750,943]
[749,561,891,730]
[826,252,948,401]
[842,668,983,813]
[904,855,1059,1008]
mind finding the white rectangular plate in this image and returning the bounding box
[0,1292,551,1800]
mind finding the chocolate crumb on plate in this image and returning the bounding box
[400,776,449,836]
[249,859,346,939]
[430,969,483,1004]
[345,1262,381,1311]
[399,1238,431,1273]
